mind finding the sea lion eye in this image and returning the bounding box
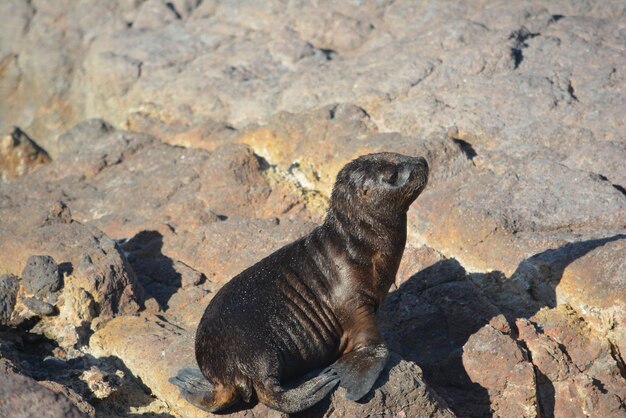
[384,169,398,185]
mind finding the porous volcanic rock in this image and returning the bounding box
[517,313,626,417]
[0,199,141,321]
[236,103,471,197]
[0,274,19,325]
[22,255,62,299]
[0,197,141,350]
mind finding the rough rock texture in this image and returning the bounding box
[0,196,142,352]
[1,0,625,417]
[0,370,87,418]
[0,199,141,321]
[22,255,62,298]
[463,317,539,418]
[0,127,51,182]
[0,274,19,325]
[413,156,626,276]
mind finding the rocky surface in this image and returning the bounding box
[0,127,50,182]
[1,0,625,417]
[0,370,87,418]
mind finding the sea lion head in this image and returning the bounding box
[330,152,429,216]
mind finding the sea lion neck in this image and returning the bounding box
[323,206,407,259]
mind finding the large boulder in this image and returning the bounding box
[0,370,87,418]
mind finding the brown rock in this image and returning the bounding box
[521,306,626,417]
[0,198,141,347]
[462,318,538,418]
[413,158,626,276]
[79,365,123,400]
[164,216,316,286]
[34,284,98,348]
[562,140,626,189]
[555,238,626,355]
[37,380,97,418]
[379,258,501,416]
[0,370,87,418]
[56,119,114,155]
[237,104,470,199]
[2,3,626,417]
[0,127,50,182]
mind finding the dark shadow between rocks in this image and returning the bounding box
[58,262,73,277]
[2,321,175,416]
[536,368,556,418]
[120,230,183,310]
[379,234,626,418]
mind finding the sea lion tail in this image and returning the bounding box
[169,367,238,412]
[256,368,340,413]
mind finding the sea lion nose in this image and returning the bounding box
[411,156,428,174]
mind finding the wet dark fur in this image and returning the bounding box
[175,152,429,413]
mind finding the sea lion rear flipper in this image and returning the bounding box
[169,367,238,412]
[256,368,340,413]
[324,343,389,401]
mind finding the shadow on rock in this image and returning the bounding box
[0,327,172,416]
[506,234,626,314]
[86,354,175,418]
[120,230,205,310]
[379,234,626,418]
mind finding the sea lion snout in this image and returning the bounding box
[330,152,429,215]
[410,156,428,173]
[408,155,429,186]
[397,155,428,208]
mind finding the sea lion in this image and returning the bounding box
[170,152,429,413]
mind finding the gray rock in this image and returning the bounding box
[562,140,626,189]
[0,274,19,325]
[56,119,113,156]
[23,297,56,317]
[22,255,62,298]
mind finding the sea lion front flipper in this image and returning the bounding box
[169,367,239,412]
[325,343,390,401]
